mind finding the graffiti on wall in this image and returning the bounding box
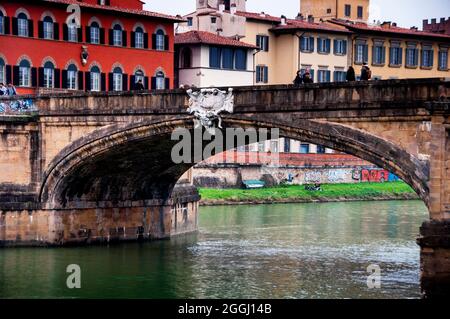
[354,169,401,182]
[304,169,348,183]
[0,99,36,114]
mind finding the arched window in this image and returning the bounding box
[135,69,144,84]
[112,24,122,46]
[0,58,5,85]
[18,59,31,87]
[181,48,192,68]
[155,29,165,51]
[0,11,5,34]
[43,16,54,39]
[90,22,100,44]
[67,64,77,90]
[155,70,165,89]
[112,67,122,91]
[17,13,29,37]
[135,26,144,48]
[43,61,54,88]
[90,66,101,91]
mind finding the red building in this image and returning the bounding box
[0,0,182,94]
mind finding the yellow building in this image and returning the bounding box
[329,20,450,79]
[300,0,370,22]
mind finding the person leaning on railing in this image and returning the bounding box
[0,83,8,96]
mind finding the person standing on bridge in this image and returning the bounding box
[7,83,17,96]
[360,64,372,81]
[302,69,313,84]
[346,66,356,82]
[293,70,303,87]
[0,83,7,96]
[134,79,145,91]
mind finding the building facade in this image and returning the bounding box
[0,0,181,94]
[300,0,370,23]
[329,19,450,80]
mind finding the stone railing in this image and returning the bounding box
[0,95,37,114]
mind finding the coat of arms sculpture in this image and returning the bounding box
[186,88,234,135]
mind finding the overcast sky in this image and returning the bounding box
[144,0,450,29]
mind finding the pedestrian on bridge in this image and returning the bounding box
[293,70,303,87]
[7,83,17,96]
[302,70,313,84]
[0,83,7,96]
[346,66,356,82]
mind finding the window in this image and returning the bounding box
[258,142,265,152]
[389,43,403,66]
[155,29,165,51]
[67,64,77,90]
[90,22,100,44]
[0,58,5,84]
[135,70,145,86]
[270,140,278,153]
[90,66,101,91]
[344,4,351,17]
[334,39,347,55]
[19,60,31,87]
[373,42,386,65]
[256,65,268,83]
[0,12,4,34]
[355,43,368,64]
[211,17,217,24]
[318,38,331,54]
[209,46,221,68]
[43,61,54,88]
[113,24,122,46]
[317,145,326,154]
[222,48,234,69]
[327,8,332,14]
[284,138,291,153]
[187,17,193,27]
[421,45,434,68]
[155,71,165,89]
[300,36,314,52]
[406,44,419,67]
[317,69,331,83]
[135,27,144,48]
[234,49,247,70]
[18,13,28,37]
[68,24,77,42]
[43,16,54,40]
[112,67,122,91]
[438,50,449,70]
[334,70,346,82]
[256,35,269,52]
[357,6,364,19]
[300,144,310,154]
[181,48,192,68]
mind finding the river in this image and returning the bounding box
[0,200,428,299]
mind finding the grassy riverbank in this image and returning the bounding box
[199,182,419,206]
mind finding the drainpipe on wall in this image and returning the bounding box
[252,48,261,86]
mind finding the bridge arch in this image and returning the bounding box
[40,115,429,211]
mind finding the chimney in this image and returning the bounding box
[307,15,314,23]
[392,22,397,27]
[280,15,287,25]
[219,4,225,13]
[230,3,237,15]
[259,11,266,18]
[296,13,304,21]
[410,26,418,31]
[381,21,391,29]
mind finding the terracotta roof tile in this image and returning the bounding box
[175,31,258,49]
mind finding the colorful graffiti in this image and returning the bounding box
[354,169,401,182]
[0,99,36,114]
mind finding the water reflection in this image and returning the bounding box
[0,200,428,299]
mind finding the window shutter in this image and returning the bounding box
[363,45,369,63]
[122,31,127,47]
[13,66,20,86]
[63,23,68,41]
[326,39,331,53]
[54,69,61,88]
[53,22,59,40]
[310,69,315,82]
[100,28,105,44]
[77,27,82,42]
[85,72,91,91]
[38,68,44,87]
[265,36,269,51]
[122,74,128,90]
[343,40,347,55]
[164,35,169,50]
[414,49,419,66]
[309,37,314,52]
[38,21,44,39]
[326,70,331,82]
[12,17,18,35]
[78,71,84,90]
[256,66,261,82]
[333,71,337,82]
[381,47,386,64]
[144,76,149,89]
[85,26,91,43]
[108,73,114,91]
[144,33,148,49]
[31,67,37,87]
[108,29,114,45]
[61,70,68,89]
[263,66,268,83]
[256,35,261,48]
[372,46,376,63]
[317,38,322,52]
[130,75,135,90]
[28,19,34,37]
[399,48,403,65]
[5,65,12,84]
[430,50,434,67]
[151,77,156,89]
[333,39,337,54]
[4,17,10,34]
[130,31,135,48]
[152,34,157,49]
[165,77,170,89]
[101,73,106,91]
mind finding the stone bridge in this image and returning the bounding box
[0,78,449,297]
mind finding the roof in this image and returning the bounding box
[271,19,352,34]
[234,11,283,23]
[330,19,450,41]
[175,31,258,49]
[41,0,185,22]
